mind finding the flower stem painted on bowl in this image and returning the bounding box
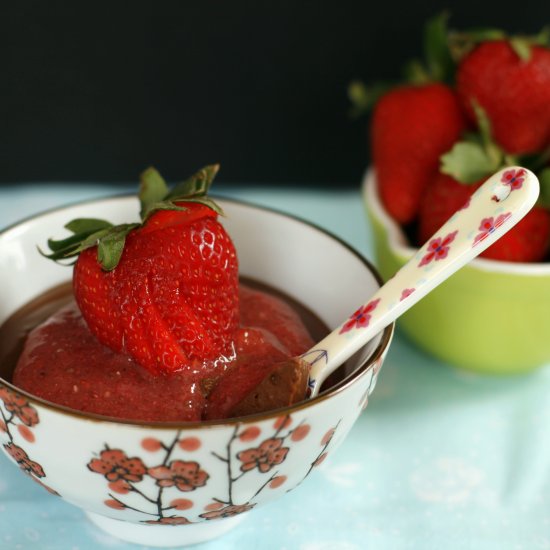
[86,414,343,524]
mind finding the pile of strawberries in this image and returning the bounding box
[351,16,550,262]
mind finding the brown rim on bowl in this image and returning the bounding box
[363,167,550,276]
[0,194,394,429]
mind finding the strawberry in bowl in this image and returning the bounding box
[11,165,324,421]
[0,165,393,545]
[354,16,550,372]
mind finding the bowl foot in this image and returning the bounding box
[86,511,247,547]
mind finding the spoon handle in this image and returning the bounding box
[305,167,540,396]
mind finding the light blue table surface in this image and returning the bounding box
[0,183,549,550]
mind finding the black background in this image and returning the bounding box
[1,1,548,186]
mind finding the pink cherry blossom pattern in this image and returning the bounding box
[4,442,45,478]
[473,213,512,246]
[419,231,458,267]
[0,388,39,427]
[87,449,147,484]
[148,460,208,492]
[400,288,415,301]
[339,299,380,334]
[501,168,525,191]
[237,438,289,473]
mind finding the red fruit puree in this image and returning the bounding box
[12,284,316,422]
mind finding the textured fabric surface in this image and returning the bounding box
[0,184,549,550]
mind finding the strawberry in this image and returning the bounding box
[43,165,239,376]
[350,15,467,224]
[456,39,550,155]
[437,78,550,262]
[480,206,550,262]
[371,83,467,223]
[418,171,550,262]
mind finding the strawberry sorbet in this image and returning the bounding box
[12,284,318,422]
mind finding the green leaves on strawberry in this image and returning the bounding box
[405,12,456,84]
[42,218,139,271]
[42,165,240,377]
[440,140,498,184]
[139,164,223,221]
[43,165,223,271]
[448,26,550,63]
[440,102,515,183]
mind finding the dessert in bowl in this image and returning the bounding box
[0,170,393,546]
[364,168,550,374]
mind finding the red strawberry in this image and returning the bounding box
[45,165,239,376]
[371,83,467,224]
[480,206,550,262]
[418,171,550,262]
[456,40,550,154]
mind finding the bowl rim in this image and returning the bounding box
[0,192,394,429]
[363,167,550,276]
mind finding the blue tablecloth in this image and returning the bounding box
[1,183,549,550]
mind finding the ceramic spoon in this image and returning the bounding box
[229,167,539,416]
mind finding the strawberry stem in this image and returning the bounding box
[423,12,455,82]
[347,80,393,118]
[448,24,550,62]
[141,164,223,222]
[139,168,170,219]
[439,102,514,184]
[347,11,455,117]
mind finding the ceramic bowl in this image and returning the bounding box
[363,168,550,374]
[0,196,393,547]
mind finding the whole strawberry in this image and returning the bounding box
[372,82,467,223]
[44,165,239,376]
[456,39,550,154]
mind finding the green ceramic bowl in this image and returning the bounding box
[363,169,550,374]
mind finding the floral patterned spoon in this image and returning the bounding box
[230,167,539,416]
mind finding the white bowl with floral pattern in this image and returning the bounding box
[0,196,393,547]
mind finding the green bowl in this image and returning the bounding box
[363,169,550,374]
